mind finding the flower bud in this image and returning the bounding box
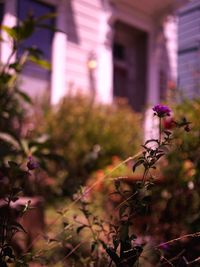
[27,156,39,170]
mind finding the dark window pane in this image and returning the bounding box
[0,3,4,25]
[17,0,55,77]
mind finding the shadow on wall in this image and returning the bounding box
[66,0,80,44]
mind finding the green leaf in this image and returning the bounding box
[129,234,137,241]
[36,23,61,33]
[144,139,159,146]
[76,225,87,234]
[16,89,32,104]
[114,180,121,191]
[132,159,144,172]
[91,241,97,253]
[28,55,51,70]
[20,139,30,155]
[0,132,21,150]
[113,238,119,249]
[3,246,14,258]
[119,204,128,218]
[9,62,22,72]
[11,222,27,233]
[164,130,172,136]
[36,12,57,22]
[8,161,19,168]
[21,17,35,39]
[12,187,22,196]
[119,222,129,242]
[1,25,18,40]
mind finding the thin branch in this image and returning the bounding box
[25,152,142,251]
[160,255,175,267]
[157,231,200,248]
[183,256,200,265]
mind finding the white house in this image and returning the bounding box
[0,0,187,112]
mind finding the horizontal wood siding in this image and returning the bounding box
[178,9,200,49]
[178,0,200,15]
[65,0,102,92]
[178,0,200,97]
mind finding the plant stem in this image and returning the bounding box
[159,117,162,144]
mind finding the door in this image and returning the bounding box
[113,21,148,112]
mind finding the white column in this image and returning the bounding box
[1,0,17,64]
[96,11,113,104]
[51,0,67,105]
[144,28,161,141]
[164,16,178,81]
[147,30,160,106]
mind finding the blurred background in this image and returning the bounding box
[0,0,200,266]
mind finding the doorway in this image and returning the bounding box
[113,21,148,112]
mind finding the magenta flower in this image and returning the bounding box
[27,156,39,170]
[152,104,171,118]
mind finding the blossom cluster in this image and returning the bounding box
[153,104,171,118]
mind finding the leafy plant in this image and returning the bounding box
[0,13,57,266]
[34,95,142,194]
[100,104,193,267]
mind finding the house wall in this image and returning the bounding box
[100,0,161,108]
[178,0,200,97]
[0,0,177,109]
[64,0,173,108]
[64,0,102,97]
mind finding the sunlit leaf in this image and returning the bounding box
[28,55,51,70]
[36,12,57,22]
[1,25,18,40]
[76,225,87,234]
[0,133,20,149]
[16,89,32,104]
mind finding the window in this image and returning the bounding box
[0,2,4,25]
[0,2,4,60]
[17,0,55,79]
[113,21,148,112]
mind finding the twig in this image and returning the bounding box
[58,241,85,264]
[183,256,200,265]
[157,231,200,248]
[25,153,142,252]
[161,255,175,267]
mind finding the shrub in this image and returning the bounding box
[35,95,141,194]
[160,98,200,232]
[0,14,55,266]
[138,99,200,263]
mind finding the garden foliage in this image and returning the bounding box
[0,12,200,267]
[35,96,141,194]
[0,13,55,266]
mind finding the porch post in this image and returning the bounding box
[1,0,17,64]
[144,28,160,140]
[51,0,67,105]
[96,10,113,103]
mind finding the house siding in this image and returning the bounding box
[178,0,200,97]
[65,0,102,93]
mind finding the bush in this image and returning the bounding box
[161,99,200,232]
[139,98,200,263]
[35,95,141,194]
